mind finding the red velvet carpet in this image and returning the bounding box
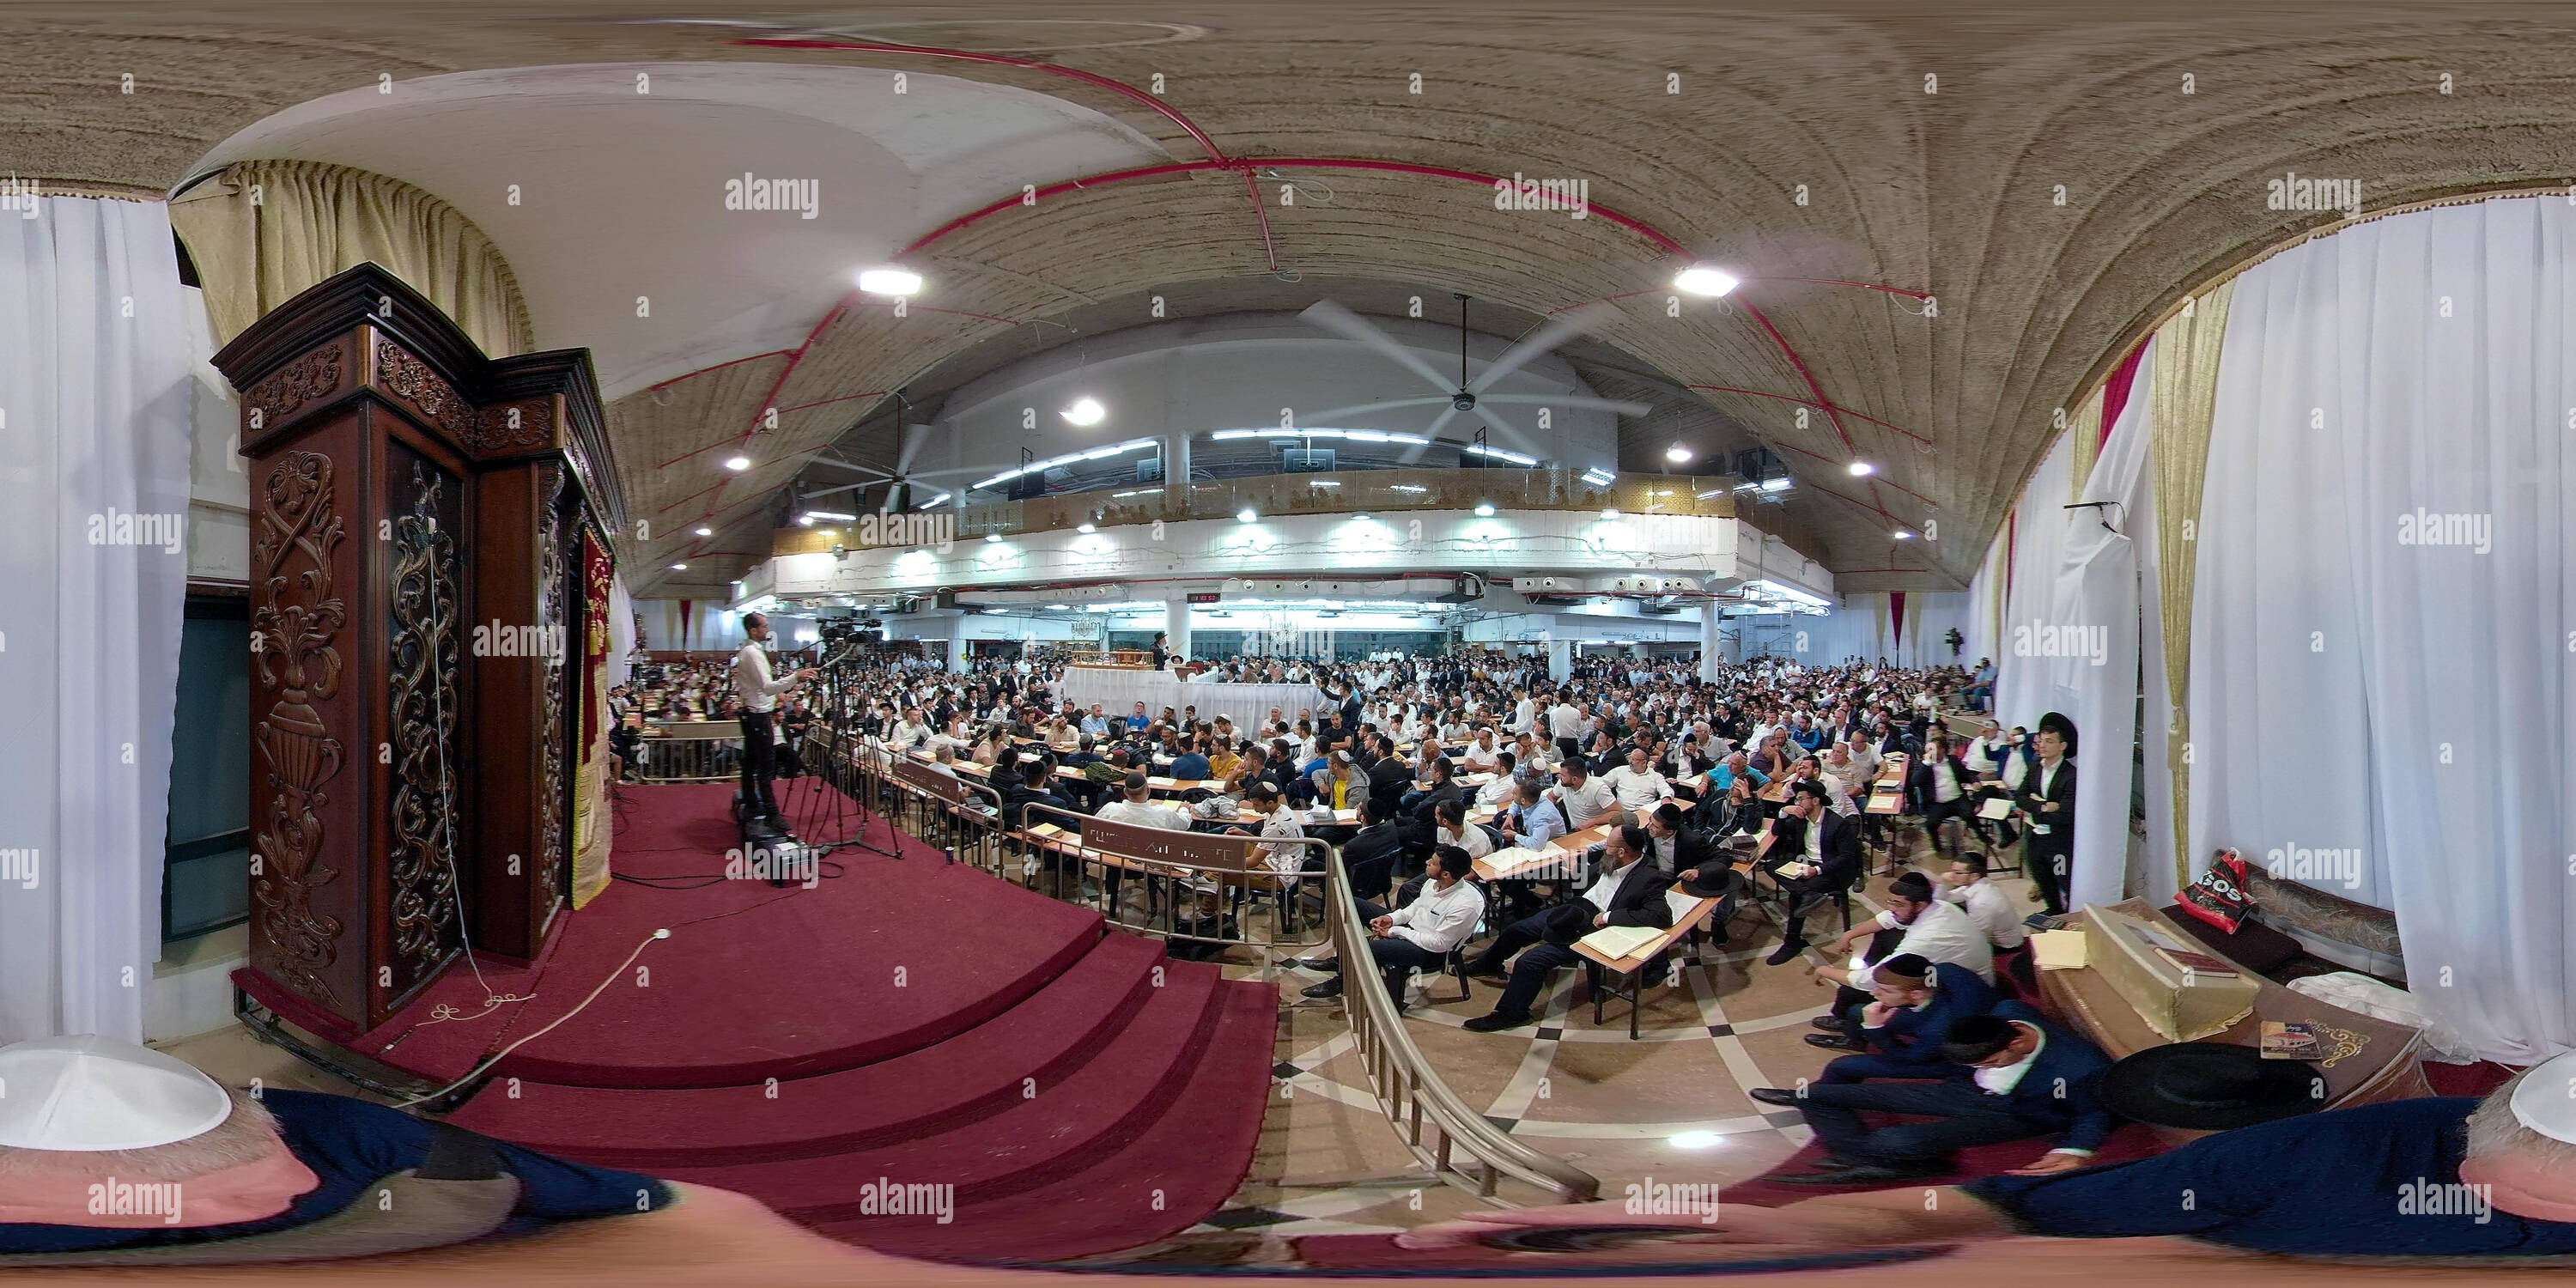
[247,782,1280,1262]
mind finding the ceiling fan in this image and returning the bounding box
[1297,293,1651,462]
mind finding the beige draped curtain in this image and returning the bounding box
[170,160,533,358]
[2146,281,2233,885]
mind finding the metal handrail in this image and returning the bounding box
[1321,847,1601,1206]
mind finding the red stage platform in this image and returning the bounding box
[236,781,1280,1262]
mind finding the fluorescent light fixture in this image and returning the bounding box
[1236,508,1257,523]
[857,267,922,296]
[817,529,836,538]
[1665,444,1692,463]
[1061,397,1106,427]
[1044,604,1066,610]
[984,532,1002,544]
[803,509,857,522]
[1849,460,1876,477]
[1077,522,1095,533]
[1112,489,1147,498]
[797,514,815,526]
[1746,578,1831,609]
[693,526,713,537]
[1473,502,1496,516]
[670,562,688,570]
[1761,477,1793,492]
[1390,484,1427,494]
[723,455,753,471]
[1673,264,1740,296]
[1582,468,1617,487]
[1600,508,1620,519]
[1696,488,1725,499]
[1309,479,1340,487]
[970,438,1157,490]
[920,491,951,508]
[1462,443,1539,466]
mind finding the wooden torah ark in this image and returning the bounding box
[215,263,625,1037]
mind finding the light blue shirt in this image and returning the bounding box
[1508,799,1567,849]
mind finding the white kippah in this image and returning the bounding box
[2509,1049,2576,1145]
[0,1035,234,1151]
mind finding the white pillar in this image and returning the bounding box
[1700,606,1724,682]
[1546,636,1571,681]
[945,614,969,672]
[1164,598,1192,663]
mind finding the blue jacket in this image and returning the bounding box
[1858,963,1996,1068]
[1968,1000,2118,1152]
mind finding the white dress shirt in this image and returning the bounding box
[1097,799,1193,832]
[1599,765,1674,811]
[1853,896,1994,986]
[1386,877,1485,954]
[731,641,799,714]
[1548,703,1584,740]
[1440,821,1495,860]
[1941,877,2029,950]
[1550,776,1619,829]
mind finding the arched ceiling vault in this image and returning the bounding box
[13,5,2576,595]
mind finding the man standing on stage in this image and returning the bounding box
[732,612,817,825]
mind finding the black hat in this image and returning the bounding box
[2098,1042,2324,1131]
[2036,711,2079,759]
[1876,952,1932,981]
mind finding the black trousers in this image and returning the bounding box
[1821,927,1907,1032]
[2029,841,2073,914]
[1795,1079,2064,1168]
[739,709,781,818]
[1347,899,1449,1000]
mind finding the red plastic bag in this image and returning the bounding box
[2176,848,2256,934]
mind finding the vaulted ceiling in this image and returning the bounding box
[15,2,2576,596]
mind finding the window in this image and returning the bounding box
[164,595,252,943]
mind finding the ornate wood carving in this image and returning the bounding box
[386,459,463,985]
[250,451,349,1009]
[374,336,475,442]
[246,345,343,434]
[477,398,555,453]
[535,465,570,908]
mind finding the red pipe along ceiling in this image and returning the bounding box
[662,34,1925,547]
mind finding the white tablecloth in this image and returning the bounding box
[1056,667,1332,732]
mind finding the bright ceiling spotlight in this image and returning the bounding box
[1849,460,1876,477]
[723,455,753,471]
[1672,264,1741,297]
[693,526,712,537]
[1893,528,1916,540]
[1600,508,1621,519]
[857,267,922,296]
[670,562,687,570]
[1061,397,1107,427]
[1077,522,1096,533]
[796,514,815,526]
[1668,1131,1723,1149]
[1473,502,1496,517]
[1236,508,1258,524]
[984,532,1003,544]
[1665,443,1692,463]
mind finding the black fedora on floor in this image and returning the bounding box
[2099,1041,2324,1131]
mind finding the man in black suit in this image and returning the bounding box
[1643,801,1713,876]
[1463,824,1674,1031]
[1337,794,1406,902]
[1759,781,1864,966]
[2015,711,2078,920]
[1365,732,1414,802]
[1405,756,1469,855]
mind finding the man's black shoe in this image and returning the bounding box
[1301,979,1345,999]
[1747,1087,1802,1107]
[1764,942,1805,966]
[1467,964,1512,983]
[1805,1032,1867,1052]
[1809,1016,1849,1033]
[1296,957,1340,972]
[1461,1012,1533,1032]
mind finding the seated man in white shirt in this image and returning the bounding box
[1232,781,1311,883]
[1461,728,1503,771]
[1598,747,1675,817]
[1435,798,1494,862]
[1809,871,1995,1039]
[1092,769,1195,908]
[1938,851,2029,952]
[1296,846,1485,1013]
[1546,760,1621,832]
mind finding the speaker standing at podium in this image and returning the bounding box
[732,612,817,825]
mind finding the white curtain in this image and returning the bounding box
[2189,195,2576,1063]
[2008,345,2156,910]
[0,197,195,1043]
[607,572,637,688]
[1992,430,2078,729]
[1899,592,1972,668]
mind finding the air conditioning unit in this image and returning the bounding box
[1280,447,1335,472]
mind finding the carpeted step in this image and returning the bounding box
[654,956,1232,1217]
[443,932,1164,1167]
[816,978,1282,1262]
